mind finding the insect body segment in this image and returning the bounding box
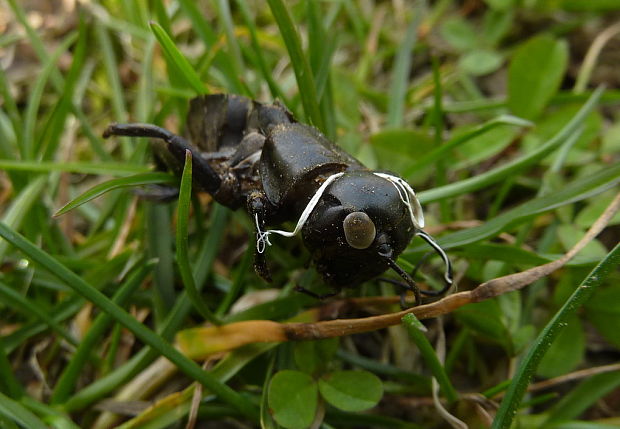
[103,94,453,305]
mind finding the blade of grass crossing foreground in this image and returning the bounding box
[402,314,459,403]
[492,242,620,429]
[0,223,259,421]
[266,0,324,131]
[50,262,155,404]
[0,393,47,429]
[177,151,222,325]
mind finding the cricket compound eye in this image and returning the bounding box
[343,211,376,250]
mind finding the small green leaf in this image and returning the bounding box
[453,124,518,169]
[370,128,434,174]
[455,300,512,352]
[585,286,620,348]
[458,49,503,76]
[268,370,318,429]
[537,315,585,378]
[54,172,175,217]
[439,17,478,52]
[318,370,383,412]
[508,35,568,119]
[482,9,513,44]
[293,339,339,375]
[557,224,608,259]
[575,191,620,229]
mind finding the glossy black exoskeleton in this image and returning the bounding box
[103,94,452,305]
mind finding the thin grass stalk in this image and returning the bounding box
[266,0,324,130]
[387,4,422,128]
[0,393,47,429]
[491,242,620,429]
[401,314,459,404]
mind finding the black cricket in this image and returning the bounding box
[103,94,452,305]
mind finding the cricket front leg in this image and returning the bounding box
[247,190,274,283]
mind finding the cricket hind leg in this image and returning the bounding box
[103,123,222,194]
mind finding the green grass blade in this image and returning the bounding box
[5,0,63,90]
[544,372,620,424]
[0,338,24,399]
[0,68,21,144]
[2,298,84,355]
[387,5,422,128]
[54,172,175,217]
[39,15,88,161]
[176,151,222,325]
[21,32,77,160]
[216,245,253,317]
[403,120,532,181]
[0,282,77,347]
[0,393,48,429]
[0,223,259,421]
[50,262,154,404]
[235,0,288,102]
[491,242,620,429]
[64,207,229,413]
[83,3,150,40]
[134,37,156,124]
[0,160,149,175]
[418,86,604,203]
[150,22,207,95]
[410,162,620,253]
[401,314,459,403]
[266,0,324,130]
[95,22,127,124]
[0,176,46,260]
[216,0,245,77]
[177,0,217,47]
[146,203,175,322]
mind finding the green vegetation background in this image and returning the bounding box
[0,0,619,428]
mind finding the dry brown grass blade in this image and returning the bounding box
[178,192,620,359]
